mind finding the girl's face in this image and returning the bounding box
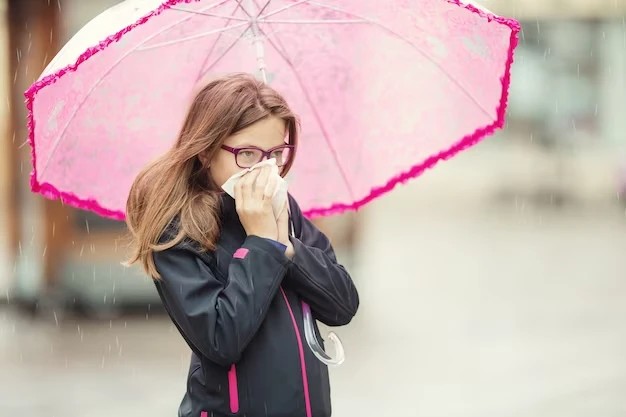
[208,116,288,188]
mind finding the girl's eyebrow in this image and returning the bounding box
[225,138,258,148]
[233,143,287,149]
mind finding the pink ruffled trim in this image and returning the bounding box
[24,0,519,221]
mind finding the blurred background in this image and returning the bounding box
[1,0,626,416]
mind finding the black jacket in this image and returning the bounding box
[153,194,359,417]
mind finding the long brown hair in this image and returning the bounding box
[125,73,299,279]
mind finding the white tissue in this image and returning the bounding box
[221,158,288,217]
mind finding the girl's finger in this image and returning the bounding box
[278,200,289,218]
[254,166,272,199]
[263,173,278,202]
[241,169,260,202]
[234,175,245,209]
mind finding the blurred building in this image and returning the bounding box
[1,0,625,315]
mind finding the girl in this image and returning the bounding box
[125,73,359,417]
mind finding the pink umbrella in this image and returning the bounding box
[25,0,519,366]
[26,0,519,220]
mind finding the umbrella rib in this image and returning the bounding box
[255,0,273,18]
[235,0,254,18]
[194,1,252,83]
[302,0,495,121]
[170,6,249,21]
[254,23,356,201]
[257,0,311,20]
[37,0,240,178]
[137,21,249,51]
[258,19,368,24]
[195,24,253,83]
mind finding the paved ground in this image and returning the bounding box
[1,184,626,417]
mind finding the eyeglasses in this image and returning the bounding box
[221,144,295,168]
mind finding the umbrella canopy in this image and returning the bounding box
[25,0,519,219]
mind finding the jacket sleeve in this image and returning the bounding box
[285,196,360,327]
[153,235,290,367]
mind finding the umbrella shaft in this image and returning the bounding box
[251,25,266,82]
[246,0,267,83]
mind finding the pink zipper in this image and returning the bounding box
[228,364,239,413]
[280,287,313,417]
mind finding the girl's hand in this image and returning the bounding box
[277,200,295,259]
[234,166,279,240]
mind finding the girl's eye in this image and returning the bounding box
[240,151,254,157]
